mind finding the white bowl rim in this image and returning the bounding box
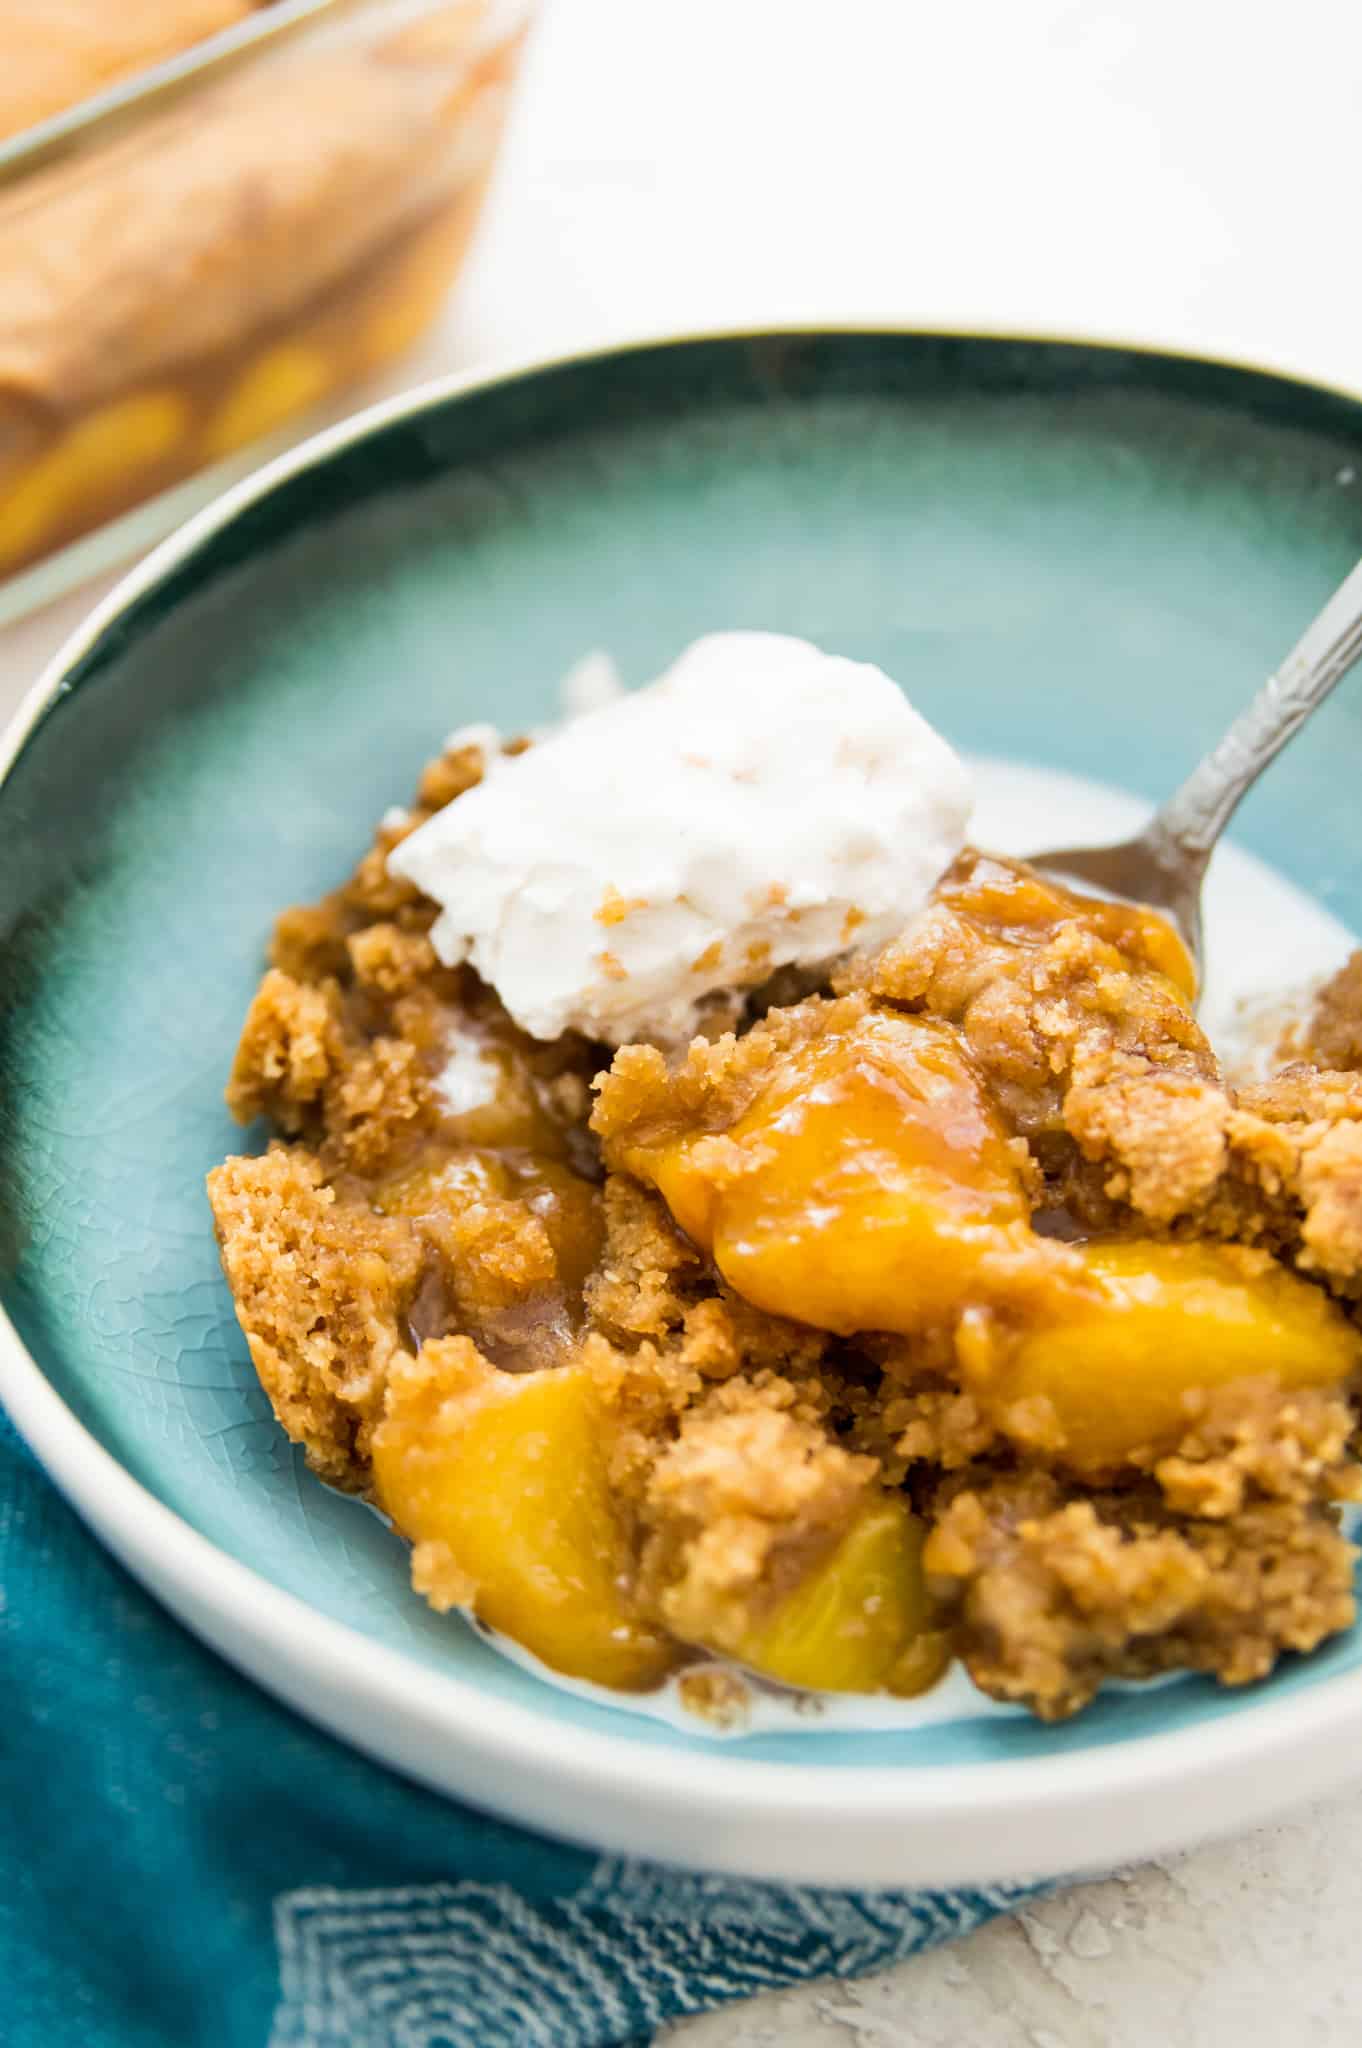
[5,323,1362,1888]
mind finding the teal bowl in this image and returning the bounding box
[5,331,1362,1886]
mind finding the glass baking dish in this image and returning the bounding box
[0,0,533,601]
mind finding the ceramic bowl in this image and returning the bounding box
[5,331,1362,1888]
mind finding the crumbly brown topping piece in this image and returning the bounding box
[925,1466,1356,1719]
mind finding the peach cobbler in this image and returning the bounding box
[209,638,1362,1721]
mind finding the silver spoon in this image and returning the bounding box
[1029,553,1362,976]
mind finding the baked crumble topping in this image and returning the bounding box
[208,728,1362,1720]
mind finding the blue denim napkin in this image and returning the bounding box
[0,1406,1045,2048]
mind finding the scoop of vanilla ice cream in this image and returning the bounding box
[388,632,973,1045]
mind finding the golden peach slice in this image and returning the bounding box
[735,1495,942,1695]
[373,1353,675,1690]
[989,1240,1362,1470]
[644,1012,1035,1335]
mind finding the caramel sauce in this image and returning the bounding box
[936,850,1198,999]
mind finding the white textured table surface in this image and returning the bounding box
[7,2,1362,2039]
